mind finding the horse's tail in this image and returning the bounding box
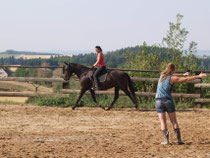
[125,73,136,100]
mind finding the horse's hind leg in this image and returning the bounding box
[72,88,87,110]
[89,89,105,110]
[122,88,138,109]
[130,92,138,109]
[107,87,119,111]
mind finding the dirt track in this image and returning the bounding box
[0,105,209,158]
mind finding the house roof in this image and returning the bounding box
[0,67,12,76]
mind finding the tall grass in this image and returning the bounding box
[25,94,203,109]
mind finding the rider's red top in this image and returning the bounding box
[97,53,105,67]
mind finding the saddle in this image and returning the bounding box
[88,68,109,83]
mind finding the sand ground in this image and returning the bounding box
[0,105,209,158]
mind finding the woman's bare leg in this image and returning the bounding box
[158,113,167,130]
[158,112,169,144]
[168,112,179,129]
[168,112,184,144]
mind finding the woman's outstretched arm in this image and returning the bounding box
[170,72,206,84]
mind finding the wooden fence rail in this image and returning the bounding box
[71,76,201,84]
[0,76,201,84]
[62,89,200,98]
[194,83,210,107]
[194,83,210,88]
[0,77,68,83]
[0,92,69,97]
[0,90,200,99]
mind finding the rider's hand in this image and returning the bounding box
[90,66,95,70]
[198,72,207,78]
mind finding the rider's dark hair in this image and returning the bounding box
[95,46,102,52]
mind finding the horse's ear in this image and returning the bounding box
[64,62,69,66]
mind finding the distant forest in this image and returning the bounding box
[0,45,209,70]
[0,50,58,55]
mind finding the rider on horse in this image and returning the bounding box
[91,46,107,90]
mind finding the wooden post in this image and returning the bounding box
[35,87,38,93]
[195,78,202,108]
[62,66,69,89]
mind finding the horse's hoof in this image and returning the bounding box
[106,108,111,111]
[99,105,105,110]
[72,107,75,110]
[135,107,141,111]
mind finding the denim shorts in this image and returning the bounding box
[155,98,175,113]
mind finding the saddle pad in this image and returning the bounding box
[88,69,109,83]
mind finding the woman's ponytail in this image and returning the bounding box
[160,63,176,82]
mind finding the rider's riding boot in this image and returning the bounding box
[174,128,184,145]
[161,129,169,145]
[91,83,96,90]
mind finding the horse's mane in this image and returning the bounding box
[70,63,90,72]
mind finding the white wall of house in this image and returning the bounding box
[0,68,8,78]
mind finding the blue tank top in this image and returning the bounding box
[155,74,173,100]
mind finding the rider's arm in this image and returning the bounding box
[170,73,206,84]
[93,53,102,67]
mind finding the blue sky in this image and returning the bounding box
[0,0,209,52]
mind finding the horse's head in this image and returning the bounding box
[63,62,73,81]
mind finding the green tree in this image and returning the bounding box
[162,14,189,51]
[162,13,202,71]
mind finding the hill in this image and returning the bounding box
[0,50,72,60]
[0,50,59,55]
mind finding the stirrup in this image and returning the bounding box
[91,86,99,90]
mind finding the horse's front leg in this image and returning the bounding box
[72,88,87,110]
[106,87,119,111]
[89,89,105,110]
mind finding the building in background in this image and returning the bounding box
[0,67,12,78]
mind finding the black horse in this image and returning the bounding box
[63,63,138,110]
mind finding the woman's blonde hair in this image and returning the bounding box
[160,63,176,82]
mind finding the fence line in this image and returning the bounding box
[0,77,68,83]
[0,76,200,84]
[0,64,209,107]
[62,89,200,98]
[0,92,69,97]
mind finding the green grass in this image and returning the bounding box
[26,94,136,108]
[0,82,26,92]
[25,94,205,109]
[0,100,23,105]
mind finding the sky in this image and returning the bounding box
[0,0,209,52]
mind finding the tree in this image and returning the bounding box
[162,13,202,71]
[162,13,189,51]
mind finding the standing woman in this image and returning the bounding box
[91,46,106,90]
[155,63,206,145]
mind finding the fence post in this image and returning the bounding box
[62,66,69,89]
[195,78,202,108]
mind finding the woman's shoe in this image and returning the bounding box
[174,128,184,145]
[161,130,169,145]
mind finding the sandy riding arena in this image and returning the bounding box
[0,105,209,158]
